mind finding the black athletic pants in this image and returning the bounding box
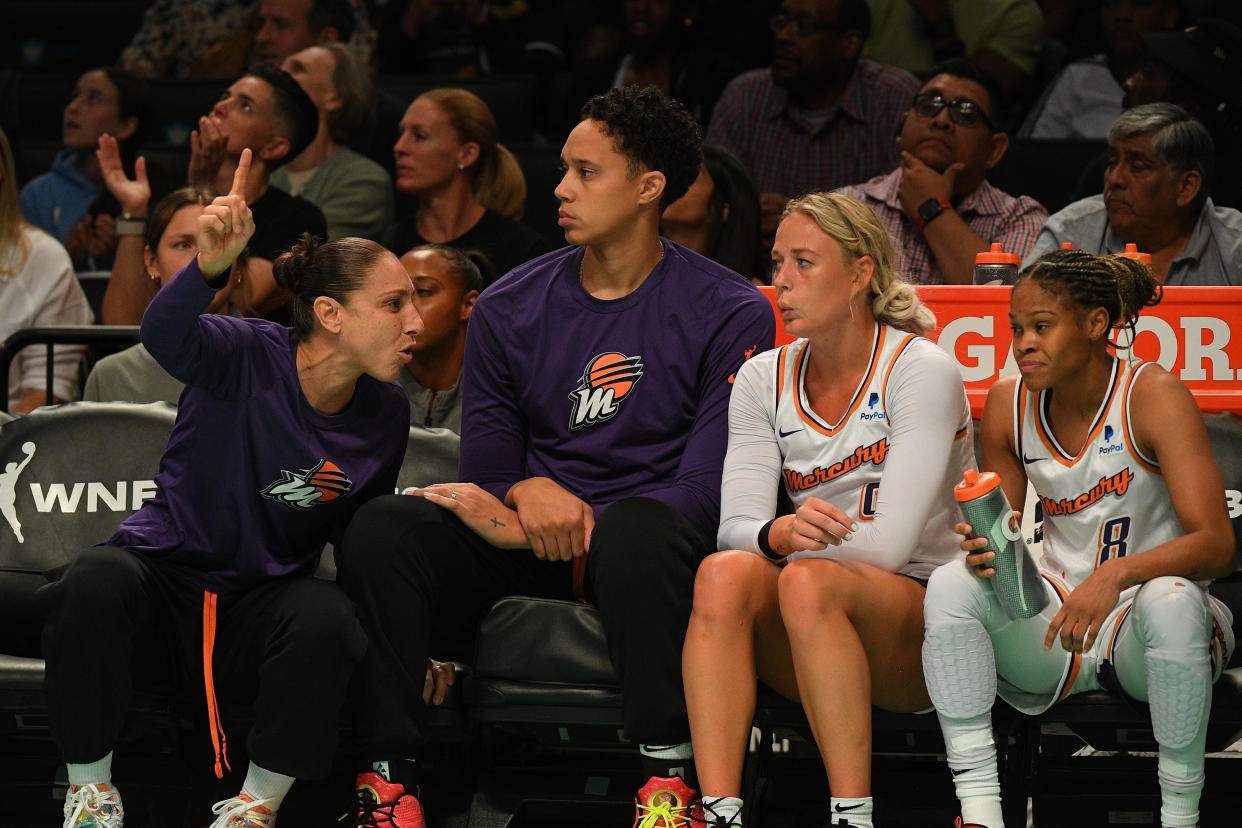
[38,546,366,779]
[339,495,714,757]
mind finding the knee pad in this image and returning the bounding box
[1147,651,1210,750]
[1134,579,1212,750]
[922,617,997,720]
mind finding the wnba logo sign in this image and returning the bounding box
[569,352,645,430]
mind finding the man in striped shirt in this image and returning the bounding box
[838,59,1048,285]
[706,0,919,250]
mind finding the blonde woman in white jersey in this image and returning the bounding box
[922,248,1236,828]
[684,192,974,828]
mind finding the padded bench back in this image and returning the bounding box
[0,402,176,654]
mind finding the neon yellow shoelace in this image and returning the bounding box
[635,798,693,828]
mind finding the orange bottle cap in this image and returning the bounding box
[1120,243,1153,265]
[975,242,1020,265]
[954,468,1001,502]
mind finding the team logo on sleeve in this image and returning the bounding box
[260,459,353,509]
[569,352,644,430]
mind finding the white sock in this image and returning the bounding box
[828,796,872,827]
[67,752,113,786]
[240,762,295,811]
[953,764,1005,828]
[639,742,694,760]
[702,795,743,826]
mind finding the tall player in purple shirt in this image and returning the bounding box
[40,150,419,828]
[340,87,775,828]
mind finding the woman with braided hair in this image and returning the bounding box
[922,248,1236,828]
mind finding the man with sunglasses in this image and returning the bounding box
[837,59,1046,285]
[706,0,918,252]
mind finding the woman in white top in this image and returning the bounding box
[0,126,92,414]
[684,192,973,828]
[922,248,1235,828]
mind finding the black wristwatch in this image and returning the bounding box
[917,197,952,229]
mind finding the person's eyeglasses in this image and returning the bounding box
[769,13,839,37]
[911,92,997,132]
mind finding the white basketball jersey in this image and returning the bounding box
[775,325,973,576]
[1015,358,1181,588]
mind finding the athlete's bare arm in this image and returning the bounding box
[1122,366,1235,582]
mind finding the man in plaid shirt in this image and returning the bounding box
[706,0,919,250]
[838,59,1048,285]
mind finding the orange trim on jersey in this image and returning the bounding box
[955,423,969,440]
[1104,604,1134,662]
[1041,574,1084,703]
[1013,381,1024,459]
[793,326,886,436]
[774,345,789,408]
[1034,359,1123,467]
[879,333,918,415]
[1120,362,1161,475]
[201,591,230,779]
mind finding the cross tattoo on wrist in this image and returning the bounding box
[491,517,505,527]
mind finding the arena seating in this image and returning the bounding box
[0,325,142,412]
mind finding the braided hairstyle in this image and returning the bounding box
[1017,248,1162,346]
[274,233,388,339]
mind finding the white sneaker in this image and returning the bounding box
[63,783,124,827]
[208,794,277,827]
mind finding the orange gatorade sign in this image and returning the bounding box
[760,286,1242,416]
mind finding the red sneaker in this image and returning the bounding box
[349,772,426,828]
[632,775,702,828]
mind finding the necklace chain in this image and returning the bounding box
[579,241,664,284]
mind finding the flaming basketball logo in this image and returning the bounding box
[568,352,645,430]
[260,459,353,509]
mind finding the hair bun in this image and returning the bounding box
[273,232,321,294]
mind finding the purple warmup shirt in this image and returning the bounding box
[460,240,776,530]
[108,257,410,594]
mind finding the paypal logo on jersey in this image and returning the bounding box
[1098,424,1123,455]
[859,391,886,421]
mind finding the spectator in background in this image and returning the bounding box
[119,0,376,79]
[385,89,549,278]
[838,60,1047,284]
[374,0,485,76]
[0,127,93,414]
[1021,0,1179,139]
[118,0,252,77]
[84,188,246,405]
[707,0,920,251]
[661,144,765,284]
[397,245,495,433]
[19,68,150,269]
[1119,17,1242,208]
[862,0,1044,108]
[99,65,325,324]
[1023,104,1241,285]
[276,44,394,241]
[559,0,743,133]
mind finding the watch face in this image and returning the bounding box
[918,198,944,222]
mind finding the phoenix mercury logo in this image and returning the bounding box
[569,352,645,430]
[260,459,353,509]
